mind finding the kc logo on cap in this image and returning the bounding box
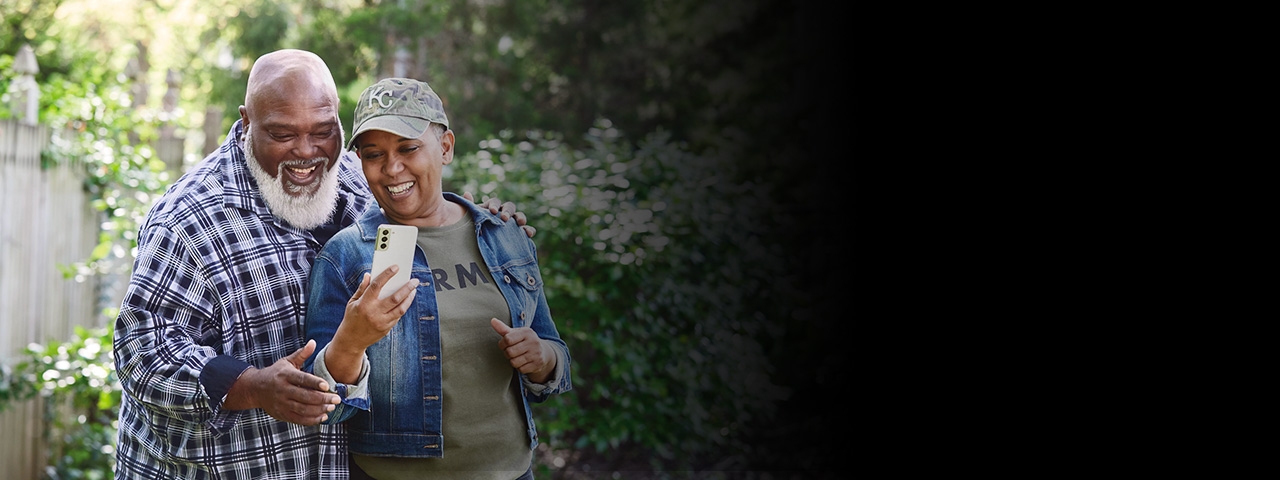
[368,86,396,109]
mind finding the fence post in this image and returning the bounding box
[158,68,186,177]
[9,44,40,125]
[1,44,51,480]
[1,44,101,480]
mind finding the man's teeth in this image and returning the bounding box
[287,165,317,175]
[388,182,414,194]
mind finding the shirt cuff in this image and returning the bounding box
[522,346,567,395]
[200,355,252,408]
[313,344,371,408]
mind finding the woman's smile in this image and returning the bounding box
[386,181,415,197]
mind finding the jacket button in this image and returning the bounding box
[504,275,511,283]
[527,275,535,285]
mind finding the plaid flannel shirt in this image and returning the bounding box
[113,120,372,479]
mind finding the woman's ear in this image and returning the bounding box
[440,129,456,165]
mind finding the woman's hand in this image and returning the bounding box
[326,266,419,383]
[490,318,556,384]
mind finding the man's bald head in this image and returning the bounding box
[244,49,339,114]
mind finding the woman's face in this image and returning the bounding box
[354,127,454,226]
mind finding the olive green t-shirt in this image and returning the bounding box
[353,213,530,479]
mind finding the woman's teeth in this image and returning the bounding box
[388,182,414,194]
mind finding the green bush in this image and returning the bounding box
[0,326,119,480]
[448,120,791,470]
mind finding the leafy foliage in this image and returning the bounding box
[447,120,791,469]
[0,326,120,480]
[40,71,174,280]
[2,0,833,475]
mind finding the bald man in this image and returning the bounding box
[113,50,527,479]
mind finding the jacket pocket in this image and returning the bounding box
[500,263,542,325]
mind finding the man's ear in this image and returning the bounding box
[238,106,250,139]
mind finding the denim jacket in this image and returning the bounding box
[302,192,572,458]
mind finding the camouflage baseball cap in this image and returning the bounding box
[347,77,449,150]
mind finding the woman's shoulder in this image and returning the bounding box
[316,223,373,267]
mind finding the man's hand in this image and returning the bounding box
[326,266,418,384]
[463,192,535,238]
[490,318,556,384]
[223,339,340,426]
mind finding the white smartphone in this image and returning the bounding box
[370,224,418,299]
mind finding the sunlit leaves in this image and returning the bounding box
[0,327,119,477]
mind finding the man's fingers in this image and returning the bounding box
[513,211,527,226]
[289,382,341,405]
[280,364,335,395]
[276,394,337,426]
[285,339,317,368]
[499,202,517,221]
[261,365,343,425]
[476,196,501,213]
[521,225,536,238]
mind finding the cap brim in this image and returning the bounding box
[347,116,432,150]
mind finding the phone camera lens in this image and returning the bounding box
[381,229,389,235]
[380,243,388,249]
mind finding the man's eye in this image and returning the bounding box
[313,130,335,139]
[400,146,419,154]
[271,134,294,142]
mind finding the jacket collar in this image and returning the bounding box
[356,192,507,240]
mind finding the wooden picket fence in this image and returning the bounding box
[0,118,103,479]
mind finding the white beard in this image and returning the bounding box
[243,129,343,231]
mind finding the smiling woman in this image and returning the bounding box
[301,77,572,479]
[356,126,458,228]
